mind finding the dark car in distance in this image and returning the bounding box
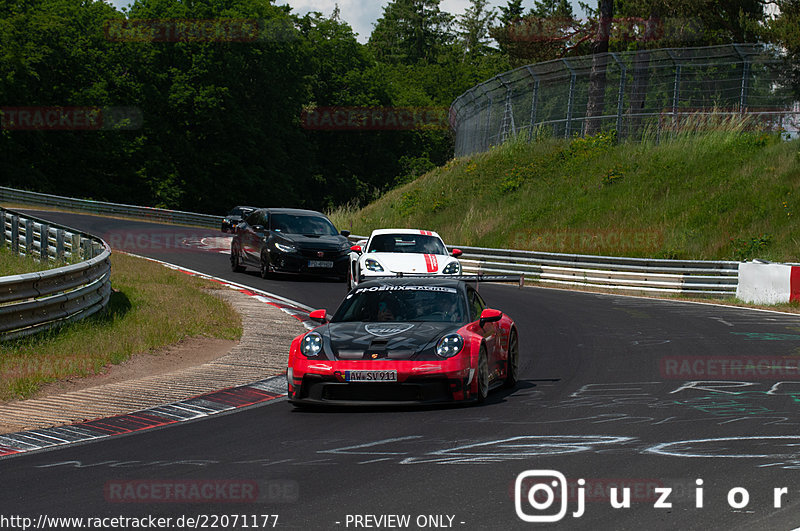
[221,206,257,233]
[230,208,351,281]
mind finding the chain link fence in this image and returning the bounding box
[450,44,798,157]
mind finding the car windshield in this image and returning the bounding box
[332,285,467,323]
[270,213,338,236]
[367,234,448,254]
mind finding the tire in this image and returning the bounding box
[504,329,519,389]
[230,244,245,272]
[475,345,489,403]
[347,267,356,291]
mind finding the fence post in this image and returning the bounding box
[524,66,540,142]
[0,208,5,250]
[610,53,626,137]
[483,91,493,150]
[562,58,576,139]
[11,215,19,254]
[40,224,50,261]
[733,45,751,112]
[667,50,681,128]
[498,79,516,143]
[24,219,33,256]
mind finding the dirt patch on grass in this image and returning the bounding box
[29,336,236,400]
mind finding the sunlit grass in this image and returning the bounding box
[334,126,800,262]
[0,248,56,276]
[0,253,242,401]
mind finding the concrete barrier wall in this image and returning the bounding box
[737,262,800,304]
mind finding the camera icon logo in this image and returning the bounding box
[515,470,568,522]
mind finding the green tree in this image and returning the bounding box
[456,0,496,59]
[368,0,454,64]
[498,0,525,25]
[758,0,800,98]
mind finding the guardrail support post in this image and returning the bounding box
[81,237,92,259]
[11,215,19,254]
[40,224,50,261]
[56,229,65,261]
[24,219,33,256]
[0,208,5,249]
[71,233,81,259]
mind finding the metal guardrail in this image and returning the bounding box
[0,208,111,341]
[0,186,222,229]
[349,235,738,298]
[0,182,739,299]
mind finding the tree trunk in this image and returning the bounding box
[584,0,614,136]
[627,9,661,138]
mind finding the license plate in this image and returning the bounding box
[345,370,398,382]
[308,260,334,268]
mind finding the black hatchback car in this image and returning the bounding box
[230,208,351,280]
[221,206,257,233]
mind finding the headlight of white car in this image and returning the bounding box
[365,258,384,272]
[442,261,461,275]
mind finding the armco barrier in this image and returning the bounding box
[0,208,111,340]
[0,186,222,229]
[349,235,739,298]
[0,185,740,299]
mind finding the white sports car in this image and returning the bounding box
[347,229,463,290]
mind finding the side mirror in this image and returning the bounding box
[479,308,502,328]
[309,309,328,323]
[350,245,362,254]
[451,248,463,258]
[341,230,351,237]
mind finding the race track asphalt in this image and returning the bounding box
[3,210,800,530]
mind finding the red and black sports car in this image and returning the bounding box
[286,277,520,406]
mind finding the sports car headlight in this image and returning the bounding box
[275,242,296,253]
[365,258,384,272]
[301,332,323,357]
[442,261,461,275]
[436,334,464,358]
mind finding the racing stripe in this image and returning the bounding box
[424,254,439,273]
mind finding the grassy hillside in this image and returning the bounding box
[330,129,800,261]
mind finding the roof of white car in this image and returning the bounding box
[369,228,442,238]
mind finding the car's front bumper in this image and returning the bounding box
[287,359,474,405]
[269,250,349,277]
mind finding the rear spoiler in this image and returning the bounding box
[368,273,524,288]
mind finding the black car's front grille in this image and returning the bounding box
[299,250,338,260]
